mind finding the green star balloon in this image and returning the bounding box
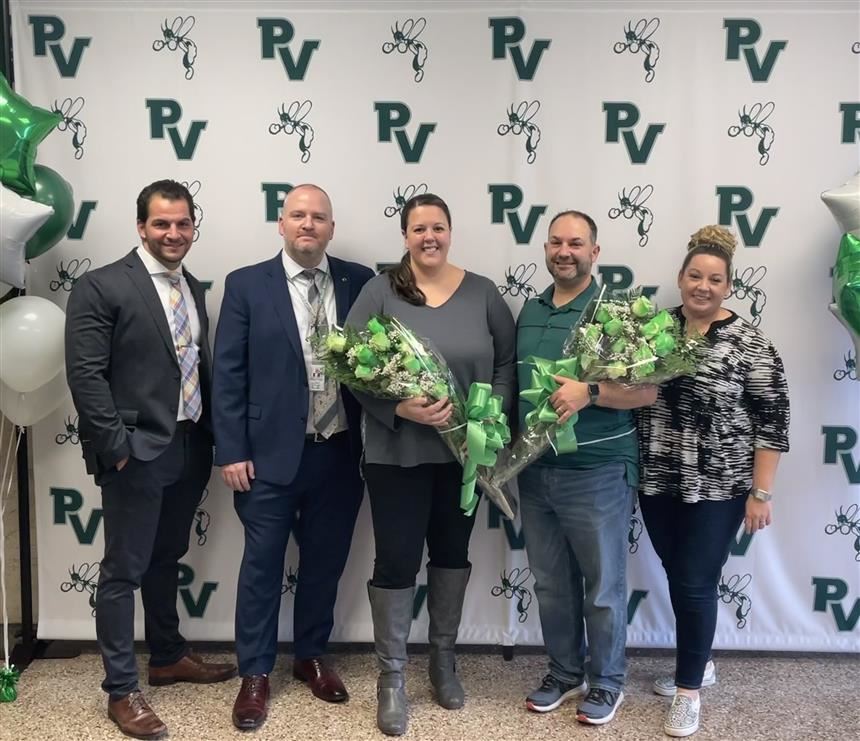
[0,73,62,197]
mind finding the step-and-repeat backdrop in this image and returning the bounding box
[10,1,859,651]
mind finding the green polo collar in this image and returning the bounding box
[536,276,598,312]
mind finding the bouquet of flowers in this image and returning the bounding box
[485,287,704,495]
[563,289,702,384]
[316,315,514,518]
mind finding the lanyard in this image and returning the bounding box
[290,270,329,338]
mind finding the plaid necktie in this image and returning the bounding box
[301,268,339,437]
[167,273,202,423]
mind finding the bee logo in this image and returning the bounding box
[628,501,644,554]
[179,180,204,242]
[194,488,210,546]
[491,567,533,623]
[729,266,767,327]
[269,100,314,163]
[833,350,857,382]
[727,102,775,166]
[384,184,429,218]
[55,415,80,445]
[613,18,660,82]
[498,263,537,301]
[497,101,541,164]
[60,561,99,616]
[50,96,87,159]
[382,17,428,82]
[49,258,91,293]
[825,504,860,562]
[718,573,752,629]
[152,16,198,80]
[281,565,299,595]
[608,185,654,247]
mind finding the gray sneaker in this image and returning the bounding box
[526,674,587,713]
[653,660,716,697]
[575,687,624,725]
[664,693,701,737]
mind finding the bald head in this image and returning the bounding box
[278,184,335,268]
[283,184,333,217]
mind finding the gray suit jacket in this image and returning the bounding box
[65,248,213,480]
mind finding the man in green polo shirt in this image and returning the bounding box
[518,210,656,726]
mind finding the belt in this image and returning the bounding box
[304,430,347,443]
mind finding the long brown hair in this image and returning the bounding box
[388,193,452,306]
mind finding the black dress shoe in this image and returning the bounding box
[293,657,349,702]
[232,675,270,730]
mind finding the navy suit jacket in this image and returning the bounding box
[212,252,374,486]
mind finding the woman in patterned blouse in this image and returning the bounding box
[636,225,790,738]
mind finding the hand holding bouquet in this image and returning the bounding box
[487,287,705,493]
[316,315,515,518]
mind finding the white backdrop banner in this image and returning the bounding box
[10,0,860,651]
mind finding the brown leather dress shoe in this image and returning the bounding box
[148,651,237,686]
[293,657,349,702]
[108,690,167,740]
[232,675,270,730]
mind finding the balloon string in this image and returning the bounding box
[0,419,23,669]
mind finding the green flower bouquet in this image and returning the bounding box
[563,289,703,384]
[315,315,514,518]
[484,287,704,500]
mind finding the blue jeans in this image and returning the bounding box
[639,493,747,690]
[519,461,633,693]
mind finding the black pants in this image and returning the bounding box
[364,461,478,589]
[96,423,212,700]
[639,493,747,690]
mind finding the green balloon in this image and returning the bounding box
[25,165,75,260]
[834,232,860,337]
[0,73,62,197]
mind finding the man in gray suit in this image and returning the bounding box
[66,180,235,740]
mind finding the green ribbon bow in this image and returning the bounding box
[460,383,511,516]
[0,664,20,703]
[519,356,580,454]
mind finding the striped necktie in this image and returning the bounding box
[301,268,339,438]
[167,273,202,423]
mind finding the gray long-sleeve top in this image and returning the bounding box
[345,271,517,467]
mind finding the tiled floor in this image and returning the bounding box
[4,648,858,740]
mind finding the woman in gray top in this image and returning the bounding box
[346,193,516,736]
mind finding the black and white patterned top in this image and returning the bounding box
[637,308,790,503]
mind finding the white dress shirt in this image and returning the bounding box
[281,250,347,435]
[136,246,202,422]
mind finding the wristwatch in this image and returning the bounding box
[587,383,601,406]
[750,487,772,502]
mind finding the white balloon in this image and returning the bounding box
[820,171,860,237]
[0,295,66,392]
[0,369,69,427]
[0,185,54,288]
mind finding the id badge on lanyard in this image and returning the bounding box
[300,272,328,390]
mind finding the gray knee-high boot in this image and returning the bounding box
[427,566,471,709]
[368,582,414,736]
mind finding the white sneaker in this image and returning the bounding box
[653,660,716,697]
[664,693,700,737]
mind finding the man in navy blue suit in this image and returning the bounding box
[212,184,373,730]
